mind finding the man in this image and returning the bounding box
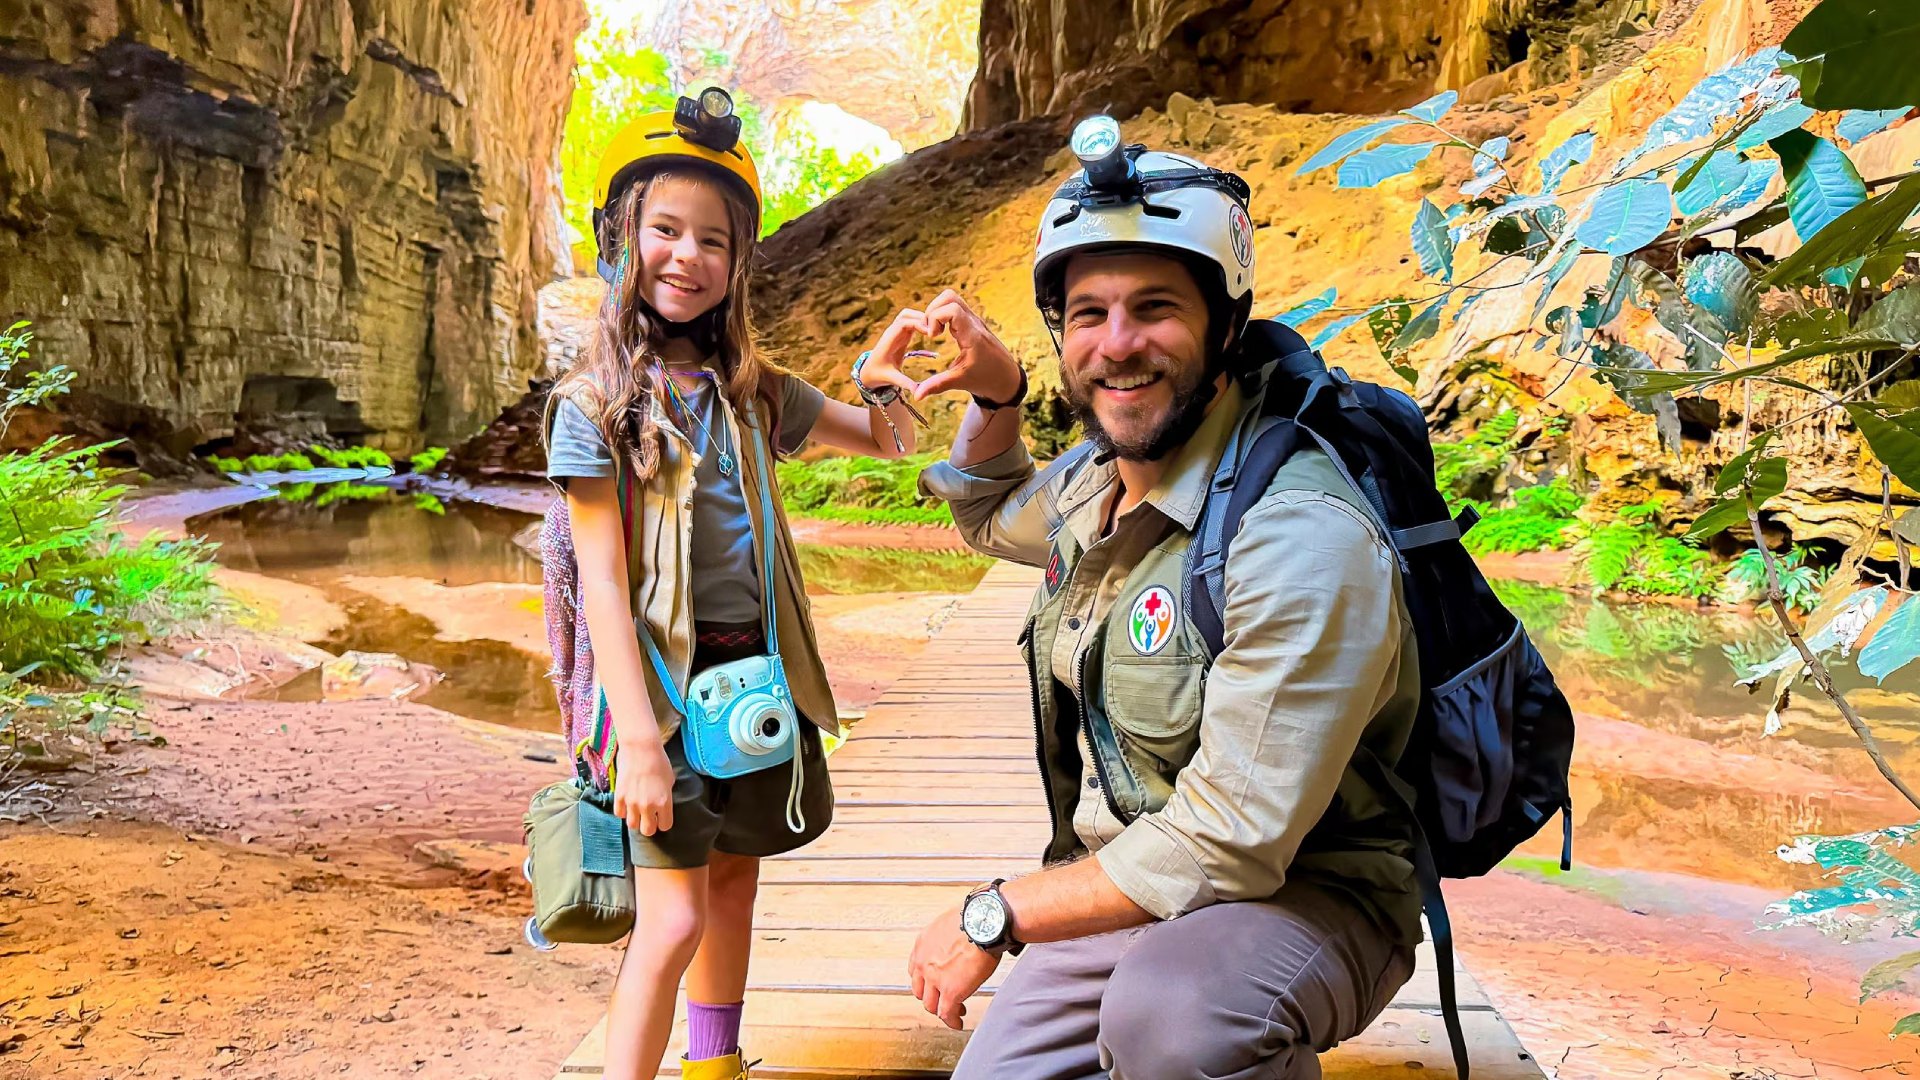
[898,132,1425,1079]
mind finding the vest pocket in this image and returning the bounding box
[1102,654,1205,772]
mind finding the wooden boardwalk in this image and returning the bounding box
[554,564,1545,1079]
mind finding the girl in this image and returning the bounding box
[545,97,927,1080]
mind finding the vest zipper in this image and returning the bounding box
[1074,645,1126,822]
[1021,620,1063,860]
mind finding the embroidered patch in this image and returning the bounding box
[1044,544,1065,597]
[1128,585,1178,655]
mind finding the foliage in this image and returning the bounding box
[794,544,990,595]
[408,446,450,475]
[560,22,678,249]
[1307,0,1920,1026]
[776,453,953,526]
[308,444,394,471]
[1460,478,1583,555]
[1576,501,1717,598]
[1722,544,1832,611]
[0,322,221,743]
[560,26,885,244]
[1298,8,1919,672]
[760,124,884,236]
[1432,409,1521,503]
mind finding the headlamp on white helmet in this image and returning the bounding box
[1035,116,1257,353]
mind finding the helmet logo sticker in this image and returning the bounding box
[1229,204,1254,269]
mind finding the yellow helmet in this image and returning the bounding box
[591,87,762,281]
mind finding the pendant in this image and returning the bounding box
[717,450,737,477]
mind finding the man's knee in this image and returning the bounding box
[1097,926,1300,1080]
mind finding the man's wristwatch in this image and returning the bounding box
[960,879,1024,956]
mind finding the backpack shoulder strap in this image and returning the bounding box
[1189,324,1378,658]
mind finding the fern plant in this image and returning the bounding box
[1722,544,1831,612]
[0,322,220,741]
[1462,477,1584,555]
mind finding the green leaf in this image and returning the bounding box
[1881,381,1920,413]
[1369,300,1414,359]
[1577,179,1673,256]
[1894,1013,1920,1037]
[1682,252,1757,336]
[1859,593,1920,683]
[1838,108,1911,144]
[1772,129,1870,244]
[1735,102,1816,151]
[1411,199,1455,281]
[1779,283,1920,360]
[1297,118,1414,176]
[1278,288,1337,328]
[1546,305,1583,358]
[1580,257,1632,330]
[1774,306,1851,349]
[1846,403,1920,491]
[1401,91,1459,123]
[1486,215,1530,255]
[1764,173,1920,286]
[1392,298,1445,353]
[1685,496,1751,541]
[1897,507,1920,545]
[1782,0,1920,111]
[1338,141,1446,188]
[1675,153,1755,216]
[1540,132,1596,194]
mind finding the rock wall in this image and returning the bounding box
[636,0,979,150]
[739,0,1908,551]
[0,0,587,460]
[964,0,1668,130]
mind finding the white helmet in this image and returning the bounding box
[1033,117,1256,351]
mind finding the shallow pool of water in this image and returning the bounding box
[187,488,988,729]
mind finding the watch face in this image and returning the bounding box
[962,892,1008,944]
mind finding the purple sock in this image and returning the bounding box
[687,1000,744,1060]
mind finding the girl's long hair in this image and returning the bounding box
[555,169,784,483]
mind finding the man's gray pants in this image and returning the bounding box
[950,880,1416,1080]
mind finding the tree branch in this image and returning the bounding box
[1746,501,1920,812]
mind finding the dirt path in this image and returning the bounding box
[0,696,607,1079]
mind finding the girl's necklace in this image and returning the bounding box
[664,369,736,476]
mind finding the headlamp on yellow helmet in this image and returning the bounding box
[590,86,763,281]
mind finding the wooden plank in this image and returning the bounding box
[553,561,1543,1079]
[558,995,1537,1078]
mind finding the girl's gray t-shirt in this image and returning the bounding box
[547,372,826,625]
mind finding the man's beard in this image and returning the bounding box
[1064,357,1217,463]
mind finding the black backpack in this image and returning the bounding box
[1186,319,1577,1079]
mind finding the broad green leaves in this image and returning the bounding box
[1338,141,1446,188]
[1765,173,1920,286]
[1681,252,1758,337]
[1297,118,1412,176]
[1401,90,1459,124]
[1412,199,1454,281]
[1577,179,1674,255]
[1772,129,1869,244]
[1782,0,1920,110]
[1278,288,1338,328]
[1539,132,1596,194]
[1859,594,1920,683]
[1846,402,1920,491]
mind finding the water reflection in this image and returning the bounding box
[1494,578,1920,904]
[187,489,992,730]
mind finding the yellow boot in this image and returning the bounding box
[679,1051,748,1080]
